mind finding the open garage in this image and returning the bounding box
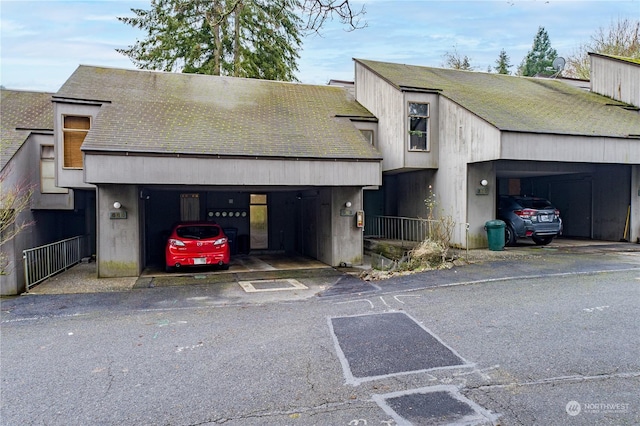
[496,161,633,241]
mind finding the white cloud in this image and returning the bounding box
[0,18,38,37]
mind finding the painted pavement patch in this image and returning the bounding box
[373,385,498,425]
[238,278,308,292]
[329,312,470,385]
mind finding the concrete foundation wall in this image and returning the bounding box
[330,187,364,266]
[97,185,140,277]
[466,163,496,248]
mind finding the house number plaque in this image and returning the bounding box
[109,211,128,219]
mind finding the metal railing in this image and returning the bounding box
[364,215,434,245]
[364,215,470,256]
[23,235,87,291]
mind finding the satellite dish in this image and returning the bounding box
[552,57,566,72]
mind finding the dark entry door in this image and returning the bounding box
[551,180,592,238]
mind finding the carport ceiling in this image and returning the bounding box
[496,170,573,178]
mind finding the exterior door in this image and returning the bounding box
[250,194,268,249]
[550,180,592,238]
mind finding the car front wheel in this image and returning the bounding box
[532,236,553,245]
[505,225,517,246]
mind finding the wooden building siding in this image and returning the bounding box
[439,97,501,164]
[501,133,640,164]
[591,55,640,108]
[355,63,414,172]
[84,154,381,187]
[54,101,101,189]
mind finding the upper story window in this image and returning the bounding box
[41,145,68,194]
[63,115,90,168]
[408,102,429,151]
[360,129,374,146]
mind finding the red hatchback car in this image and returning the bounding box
[165,222,230,272]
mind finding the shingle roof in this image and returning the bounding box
[1,89,53,170]
[54,66,381,161]
[590,52,640,66]
[356,59,640,138]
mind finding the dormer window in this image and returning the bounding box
[63,115,90,168]
[408,102,429,151]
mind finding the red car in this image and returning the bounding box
[165,222,230,272]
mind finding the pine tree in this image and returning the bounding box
[494,49,512,74]
[117,0,366,81]
[517,26,558,76]
[118,0,303,81]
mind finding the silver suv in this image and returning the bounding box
[498,195,562,246]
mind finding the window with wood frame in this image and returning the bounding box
[63,115,90,168]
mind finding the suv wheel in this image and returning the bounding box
[532,236,553,245]
[505,225,517,246]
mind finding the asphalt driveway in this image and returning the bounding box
[2,241,639,425]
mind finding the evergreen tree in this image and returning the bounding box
[494,49,512,74]
[117,0,366,81]
[517,26,558,76]
[118,0,303,81]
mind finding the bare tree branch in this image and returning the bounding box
[299,0,366,33]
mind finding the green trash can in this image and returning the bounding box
[485,220,506,251]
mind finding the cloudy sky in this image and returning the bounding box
[1,0,638,92]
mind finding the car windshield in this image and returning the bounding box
[517,198,554,210]
[176,225,220,240]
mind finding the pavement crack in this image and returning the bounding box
[467,370,640,391]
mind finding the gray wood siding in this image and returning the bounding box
[439,98,501,163]
[355,63,406,171]
[591,55,640,108]
[436,98,501,247]
[84,154,381,186]
[54,102,100,189]
[501,133,640,163]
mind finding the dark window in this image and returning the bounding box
[408,103,429,151]
[176,225,220,239]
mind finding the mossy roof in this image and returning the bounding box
[54,66,381,161]
[356,59,640,138]
[1,89,53,170]
[590,52,640,66]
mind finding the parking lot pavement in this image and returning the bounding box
[24,239,640,297]
[1,243,639,425]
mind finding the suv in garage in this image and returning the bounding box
[498,195,562,246]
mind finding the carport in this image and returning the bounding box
[140,187,342,270]
[496,161,633,241]
[52,65,382,279]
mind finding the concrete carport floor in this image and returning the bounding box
[24,253,371,300]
